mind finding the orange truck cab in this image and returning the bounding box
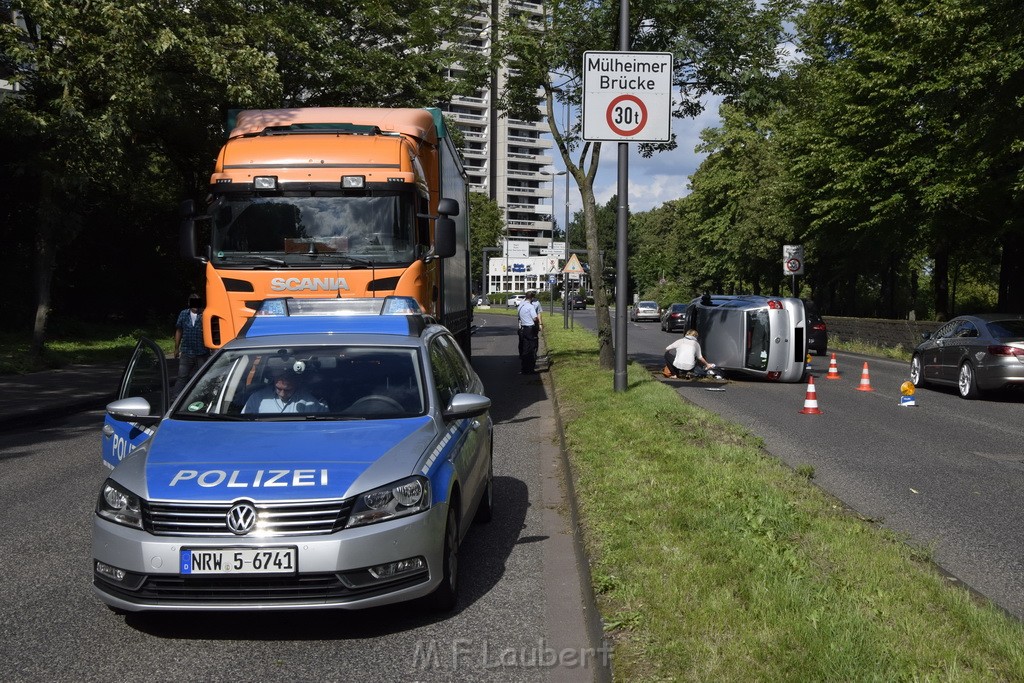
[180,107,471,354]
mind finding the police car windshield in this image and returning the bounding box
[173,345,426,420]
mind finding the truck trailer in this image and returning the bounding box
[180,107,472,354]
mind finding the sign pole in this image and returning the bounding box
[783,245,805,298]
[581,4,671,392]
[612,0,630,393]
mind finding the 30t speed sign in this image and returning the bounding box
[583,51,672,143]
[783,245,805,276]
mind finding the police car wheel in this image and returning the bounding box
[427,506,459,612]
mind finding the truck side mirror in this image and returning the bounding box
[180,199,199,262]
[434,217,456,258]
[438,198,459,217]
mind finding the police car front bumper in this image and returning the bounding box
[91,503,448,611]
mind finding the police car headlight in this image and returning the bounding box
[346,476,430,528]
[96,479,143,529]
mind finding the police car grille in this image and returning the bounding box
[143,499,354,536]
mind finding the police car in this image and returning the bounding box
[95,297,492,613]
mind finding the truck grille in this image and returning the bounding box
[142,498,354,537]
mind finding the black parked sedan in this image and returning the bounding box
[909,314,1024,399]
[660,303,688,332]
[803,300,828,356]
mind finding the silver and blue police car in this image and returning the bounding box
[94,297,492,612]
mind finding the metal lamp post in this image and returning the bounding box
[547,170,568,319]
[560,100,572,330]
[562,168,570,329]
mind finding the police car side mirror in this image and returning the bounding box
[443,393,491,420]
[107,397,162,427]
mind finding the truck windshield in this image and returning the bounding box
[209,193,418,265]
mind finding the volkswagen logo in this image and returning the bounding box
[226,502,258,535]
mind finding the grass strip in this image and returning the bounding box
[542,315,1024,681]
[0,326,173,375]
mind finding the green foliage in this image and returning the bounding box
[497,0,793,367]
[468,192,504,292]
[790,0,1023,316]
[0,0,489,346]
[633,0,1024,318]
[0,325,173,374]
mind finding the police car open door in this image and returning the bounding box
[101,337,169,469]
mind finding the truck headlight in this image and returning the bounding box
[96,479,143,529]
[346,476,430,528]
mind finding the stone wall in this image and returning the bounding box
[823,316,943,351]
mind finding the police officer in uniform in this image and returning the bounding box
[517,291,542,374]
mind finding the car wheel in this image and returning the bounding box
[474,457,493,524]
[958,362,980,399]
[427,505,459,612]
[909,355,923,387]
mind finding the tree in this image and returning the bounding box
[498,0,794,369]
[791,0,1024,317]
[468,192,505,293]
[0,0,488,358]
[627,201,690,301]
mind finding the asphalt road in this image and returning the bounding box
[0,316,604,683]
[584,308,1024,621]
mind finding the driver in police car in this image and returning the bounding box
[242,363,328,414]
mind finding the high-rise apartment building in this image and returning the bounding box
[444,0,557,294]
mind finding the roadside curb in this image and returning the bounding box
[541,336,614,683]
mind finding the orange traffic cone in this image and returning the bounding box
[825,353,841,379]
[856,362,874,392]
[799,375,823,414]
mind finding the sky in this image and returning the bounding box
[550,96,725,227]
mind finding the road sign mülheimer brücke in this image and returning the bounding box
[583,51,672,143]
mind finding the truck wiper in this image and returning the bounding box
[219,254,287,266]
[304,252,374,267]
